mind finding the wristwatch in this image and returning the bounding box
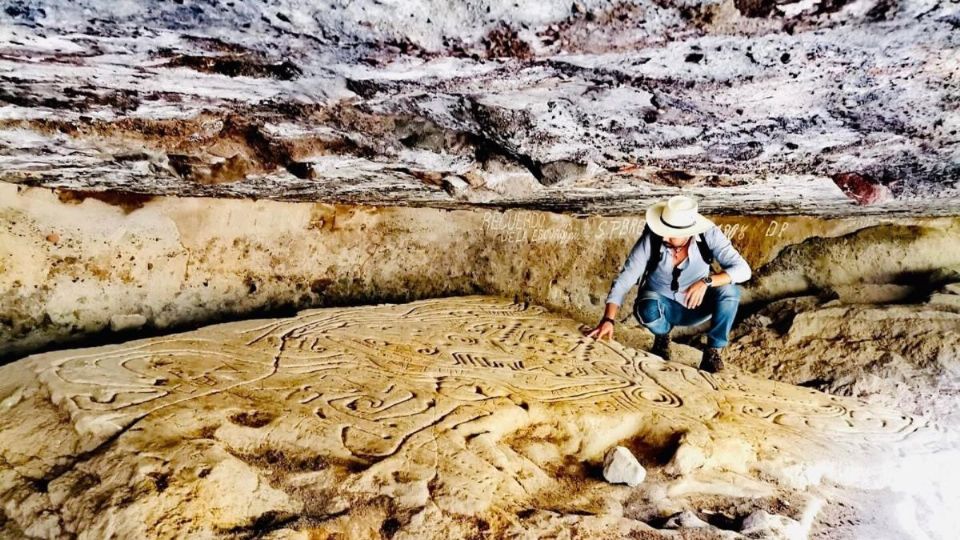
[702,276,714,287]
[599,316,615,326]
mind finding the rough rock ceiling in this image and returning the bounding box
[1,0,958,216]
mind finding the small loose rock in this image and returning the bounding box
[602,445,646,487]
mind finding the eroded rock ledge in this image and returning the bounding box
[2,0,958,216]
[1,296,956,538]
[4,184,960,362]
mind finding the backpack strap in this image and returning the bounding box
[696,231,714,266]
[638,224,663,289]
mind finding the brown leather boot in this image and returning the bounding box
[651,331,672,361]
[699,347,724,373]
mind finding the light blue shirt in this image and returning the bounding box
[605,225,752,306]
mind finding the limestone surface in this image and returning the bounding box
[0,296,956,538]
[726,282,960,435]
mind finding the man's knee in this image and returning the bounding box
[714,283,741,303]
[636,298,664,326]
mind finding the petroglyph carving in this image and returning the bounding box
[3,296,954,538]
[30,296,930,457]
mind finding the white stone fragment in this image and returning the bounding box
[943,283,960,295]
[441,175,470,197]
[109,313,148,332]
[740,509,805,540]
[663,510,710,529]
[602,445,646,487]
[929,293,960,310]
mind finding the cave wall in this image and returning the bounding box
[0,184,487,359]
[476,211,960,348]
[3,183,959,360]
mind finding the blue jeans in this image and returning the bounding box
[633,284,741,348]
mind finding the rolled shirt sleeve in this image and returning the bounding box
[605,233,652,307]
[704,226,751,283]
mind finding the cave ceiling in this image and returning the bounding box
[1,0,958,216]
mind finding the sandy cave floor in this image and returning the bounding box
[0,296,957,539]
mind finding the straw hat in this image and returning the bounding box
[645,195,714,237]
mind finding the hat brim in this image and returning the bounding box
[645,202,714,237]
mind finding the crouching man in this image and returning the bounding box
[586,195,752,372]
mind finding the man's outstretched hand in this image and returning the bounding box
[585,320,614,340]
